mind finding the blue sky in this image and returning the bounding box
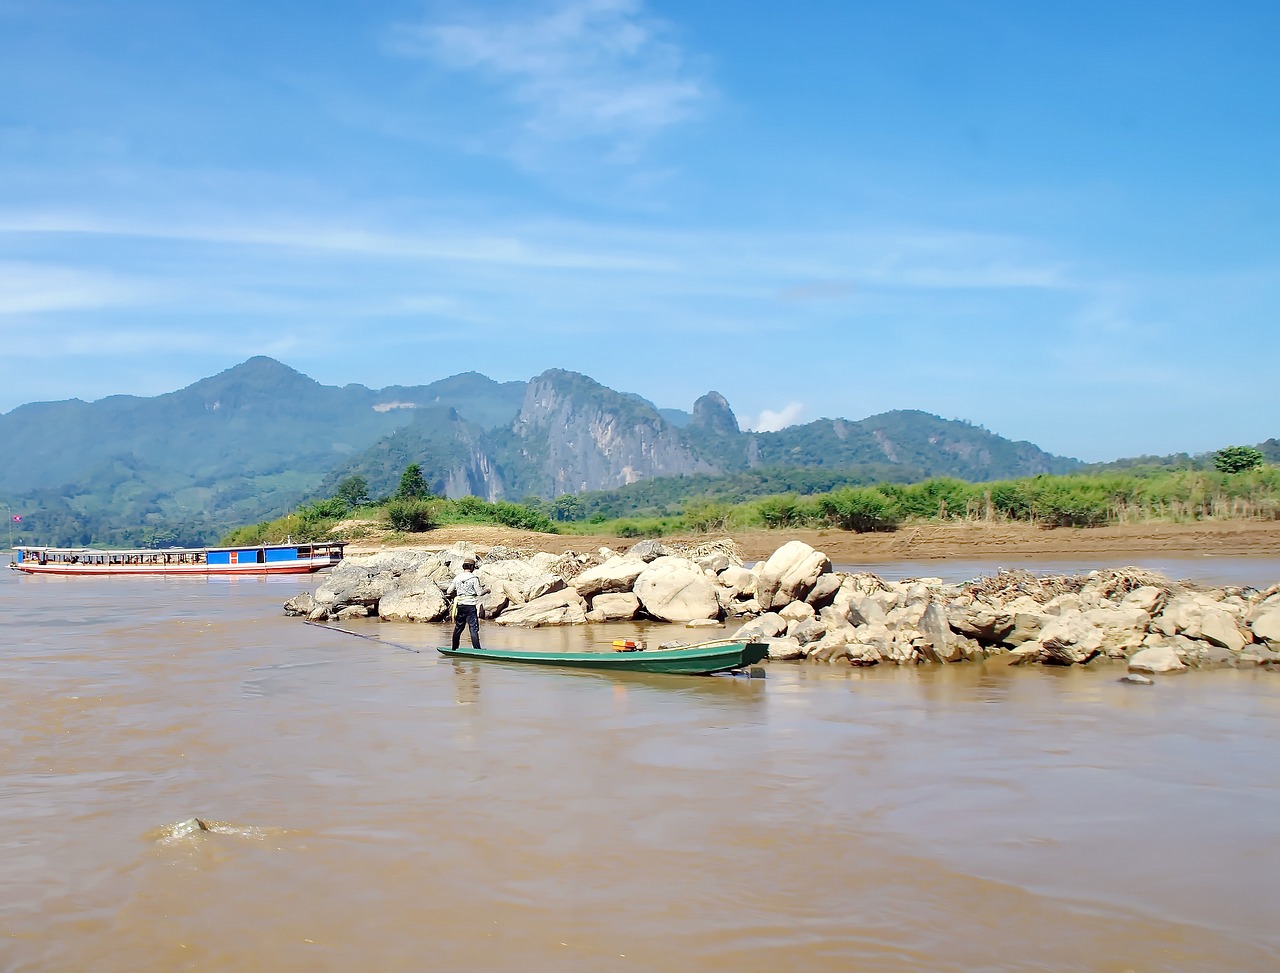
[1,0,1276,461]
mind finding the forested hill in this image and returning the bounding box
[1,357,1082,546]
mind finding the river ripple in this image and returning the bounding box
[2,565,1278,972]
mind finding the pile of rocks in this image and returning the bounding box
[283,539,1280,671]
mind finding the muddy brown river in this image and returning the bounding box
[2,564,1278,971]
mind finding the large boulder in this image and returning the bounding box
[719,565,756,596]
[1004,611,1051,647]
[626,539,667,562]
[494,589,588,627]
[916,602,961,663]
[732,612,788,640]
[778,600,815,623]
[479,560,566,605]
[570,556,647,599]
[1198,607,1247,652]
[754,541,831,610]
[378,581,448,622]
[758,636,805,661]
[789,617,828,645]
[947,605,1015,644]
[1128,645,1187,673]
[1018,613,1104,665]
[314,553,424,610]
[585,592,640,622]
[633,557,721,622]
[284,592,315,617]
[805,573,844,608]
[481,587,510,619]
[1120,586,1166,614]
[1082,606,1152,657]
[1252,607,1280,645]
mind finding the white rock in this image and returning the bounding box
[585,592,640,621]
[1251,607,1280,644]
[633,557,721,622]
[378,582,448,622]
[754,541,831,610]
[719,565,756,595]
[1121,586,1172,609]
[760,636,805,661]
[1198,608,1247,652]
[493,590,588,627]
[778,600,815,623]
[1128,645,1187,673]
[732,612,788,640]
[569,556,647,598]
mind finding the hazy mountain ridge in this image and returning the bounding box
[2,356,1090,546]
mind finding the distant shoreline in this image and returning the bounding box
[345,519,1280,566]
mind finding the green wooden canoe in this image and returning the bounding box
[436,641,769,676]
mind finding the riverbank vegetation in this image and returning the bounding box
[221,451,1279,546]
[221,478,560,546]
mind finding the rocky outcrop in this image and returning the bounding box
[285,541,1280,672]
[506,370,718,496]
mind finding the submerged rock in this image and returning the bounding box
[1119,673,1155,685]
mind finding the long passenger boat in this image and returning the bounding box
[9,542,345,576]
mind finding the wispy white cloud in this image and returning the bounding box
[0,210,664,272]
[0,261,154,315]
[745,402,805,433]
[390,0,709,148]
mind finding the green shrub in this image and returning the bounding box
[614,520,664,538]
[683,499,734,532]
[386,498,441,532]
[490,501,558,533]
[816,487,901,532]
[298,497,348,521]
[450,495,487,518]
[1028,481,1109,527]
[754,494,805,529]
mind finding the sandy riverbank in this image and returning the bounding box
[345,519,1280,564]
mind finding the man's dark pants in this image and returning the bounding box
[452,604,481,649]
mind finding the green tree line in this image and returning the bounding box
[224,450,1278,545]
[564,452,1279,538]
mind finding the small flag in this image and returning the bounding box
[10,515,19,522]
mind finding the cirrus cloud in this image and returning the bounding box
[390,0,710,146]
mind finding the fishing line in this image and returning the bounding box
[304,619,422,654]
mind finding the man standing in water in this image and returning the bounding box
[448,557,487,650]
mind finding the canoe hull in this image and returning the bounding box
[437,642,769,676]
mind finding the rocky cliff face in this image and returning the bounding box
[689,392,740,437]
[501,370,720,497]
[441,447,505,501]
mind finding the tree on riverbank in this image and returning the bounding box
[1214,446,1265,474]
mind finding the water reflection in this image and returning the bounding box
[451,660,482,705]
[442,653,768,709]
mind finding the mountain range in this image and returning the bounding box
[0,356,1081,546]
